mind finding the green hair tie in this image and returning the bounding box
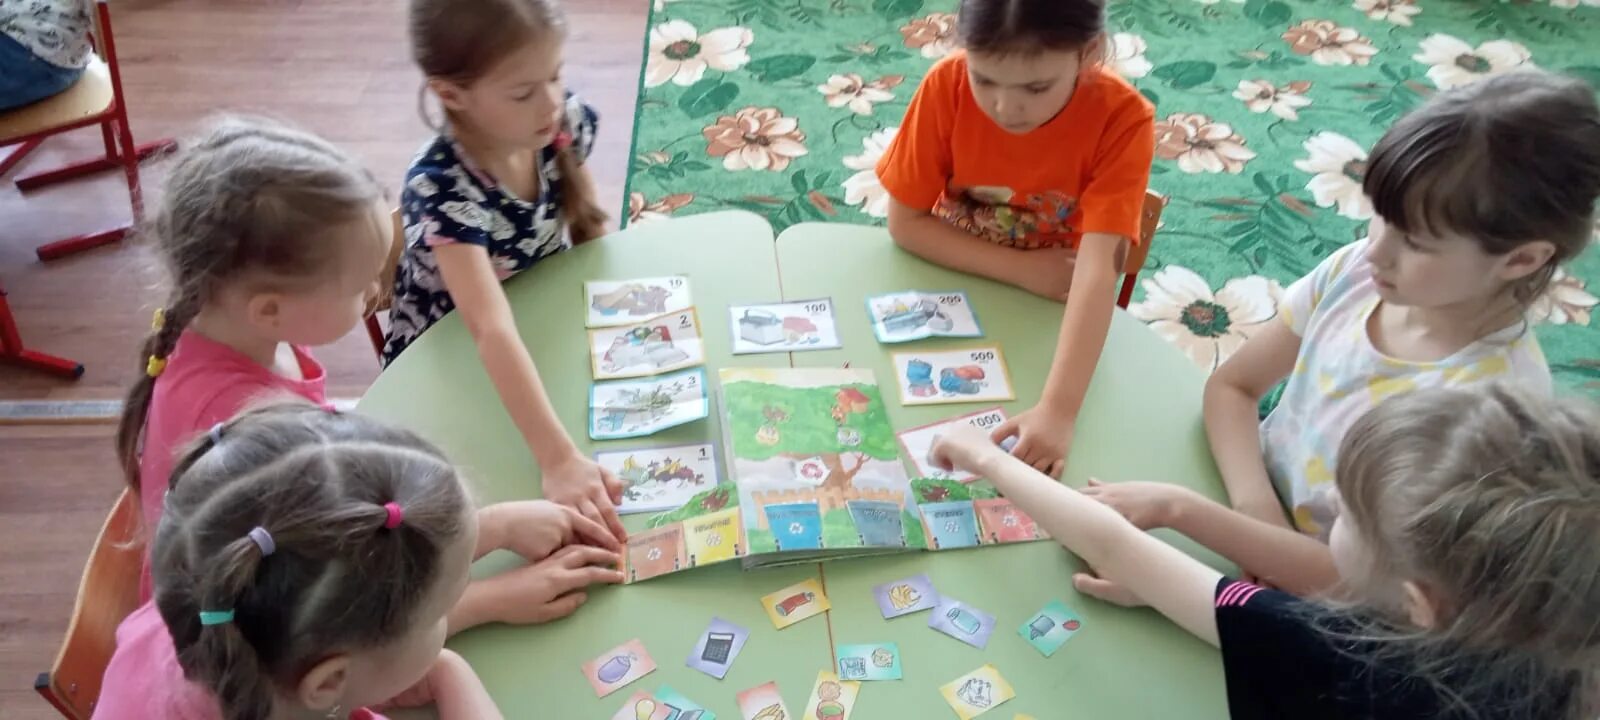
[198,609,235,626]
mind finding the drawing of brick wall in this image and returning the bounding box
[749,487,903,530]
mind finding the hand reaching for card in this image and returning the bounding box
[480,545,625,625]
[485,500,622,560]
[928,422,1008,475]
[1072,569,1146,608]
[1080,479,1196,530]
[542,453,627,544]
[990,403,1075,478]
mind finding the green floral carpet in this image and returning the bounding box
[621,0,1600,391]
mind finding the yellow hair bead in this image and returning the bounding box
[151,308,166,331]
[146,356,168,378]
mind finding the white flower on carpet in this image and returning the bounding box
[1549,0,1600,8]
[841,127,897,218]
[1530,268,1598,326]
[628,192,696,225]
[1293,132,1372,220]
[1130,266,1285,373]
[1154,113,1257,174]
[645,20,754,88]
[900,13,958,59]
[702,107,808,172]
[1233,80,1313,121]
[652,0,679,11]
[818,74,902,115]
[1108,33,1153,79]
[1413,34,1534,90]
[1282,20,1378,66]
[1353,0,1420,25]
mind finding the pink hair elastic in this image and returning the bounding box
[382,502,404,529]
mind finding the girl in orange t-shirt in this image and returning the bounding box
[877,0,1155,477]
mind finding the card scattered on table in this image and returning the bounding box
[598,442,720,515]
[1019,599,1083,657]
[929,596,996,649]
[760,577,831,629]
[589,308,706,380]
[686,617,749,679]
[730,298,843,354]
[586,276,692,328]
[872,573,939,619]
[867,290,983,343]
[611,690,672,720]
[896,408,1008,482]
[736,681,790,720]
[655,684,716,720]
[589,368,709,440]
[837,642,902,681]
[582,638,657,698]
[892,347,1015,406]
[802,670,860,720]
[939,664,1015,720]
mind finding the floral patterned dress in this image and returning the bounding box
[382,94,599,365]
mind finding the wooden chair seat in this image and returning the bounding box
[0,57,114,144]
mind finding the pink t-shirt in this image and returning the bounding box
[94,603,389,720]
[137,331,327,599]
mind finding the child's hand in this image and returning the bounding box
[542,454,627,543]
[482,545,624,625]
[486,500,623,561]
[1081,478,1195,530]
[1015,247,1076,301]
[929,423,1008,475]
[1072,569,1146,608]
[990,404,1074,478]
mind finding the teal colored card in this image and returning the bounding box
[1018,600,1083,657]
[654,684,715,720]
[836,642,902,681]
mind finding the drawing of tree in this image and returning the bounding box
[725,379,899,490]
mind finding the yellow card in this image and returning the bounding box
[760,578,831,629]
[939,664,1015,720]
[801,670,860,720]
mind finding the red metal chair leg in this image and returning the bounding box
[0,283,84,379]
[35,226,129,262]
[14,138,174,191]
[1118,273,1137,309]
[365,315,386,360]
[0,139,44,178]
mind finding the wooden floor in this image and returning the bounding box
[0,1,648,717]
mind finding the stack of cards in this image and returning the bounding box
[891,348,1015,406]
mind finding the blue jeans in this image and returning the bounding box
[0,34,86,112]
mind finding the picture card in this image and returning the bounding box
[655,685,716,720]
[582,638,657,698]
[589,369,709,440]
[586,275,692,328]
[611,691,672,720]
[730,298,843,354]
[836,642,902,681]
[896,407,1008,482]
[801,670,860,720]
[867,290,983,343]
[939,664,1015,720]
[736,681,790,720]
[891,347,1015,406]
[589,308,706,380]
[928,596,996,649]
[598,442,720,515]
[686,617,749,679]
[871,573,939,619]
[1019,599,1083,657]
[759,577,831,629]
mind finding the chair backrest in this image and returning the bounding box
[365,208,406,317]
[34,489,144,720]
[1126,190,1166,275]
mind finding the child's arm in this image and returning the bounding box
[447,501,625,633]
[380,650,504,720]
[1203,322,1301,528]
[993,233,1125,477]
[932,424,1223,646]
[886,199,1075,300]
[1083,480,1340,595]
[433,243,626,541]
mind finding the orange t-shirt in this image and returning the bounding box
[876,52,1155,249]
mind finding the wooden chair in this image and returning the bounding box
[363,209,407,359]
[1120,190,1168,309]
[34,489,144,719]
[0,0,177,261]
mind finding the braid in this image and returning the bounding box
[556,143,607,244]
[115,288,205,494]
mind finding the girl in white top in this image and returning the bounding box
[1083,69,1600,596]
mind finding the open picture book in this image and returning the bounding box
[619,367,1047,583]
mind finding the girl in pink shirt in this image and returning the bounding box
[96,403,501,720]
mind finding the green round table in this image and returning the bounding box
[360,211,1233,719]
